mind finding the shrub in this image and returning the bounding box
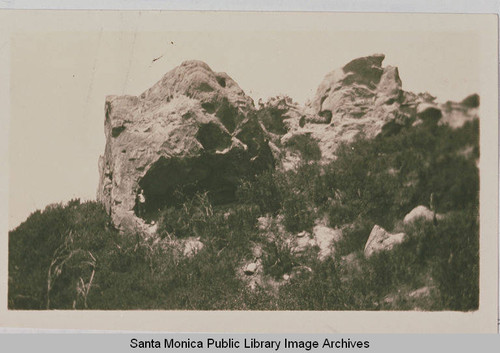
[236,170,282,214]
[334,219,373,256]
[255,106,288,135]
[157,192,219,239]
[262,241,296,280]
[9,111,479,311]
[9,200,114,309]
[429,209,479,310]
[285,134,322,161]
[281,192,316,233]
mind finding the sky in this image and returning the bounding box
[8,28,482,230]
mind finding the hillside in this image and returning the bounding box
[9,55,479,310]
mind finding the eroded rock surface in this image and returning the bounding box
[275,54,479,163]
[98,55,479,232]
[97,60,273,231]
[293,54,410,162]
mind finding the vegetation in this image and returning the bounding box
[9,118,479,311]
[254,106,288,135]
[285,134,322,161]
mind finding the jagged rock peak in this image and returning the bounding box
[140,59,254,111]
[308,53,402,115]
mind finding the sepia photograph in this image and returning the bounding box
[0,10,497,332]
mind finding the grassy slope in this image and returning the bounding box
[9,118,479,310]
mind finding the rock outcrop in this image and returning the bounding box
[97,60,273,231]
[98,55,479,231]
[292,54,409,161]
[276,54,479,163]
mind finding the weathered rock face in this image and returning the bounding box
[98,55,479,231]
[294,54,408,161]
[97,60,273,231]
[276,54,479,163]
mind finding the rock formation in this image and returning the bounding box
[280,54,410,162]
[97,60,273,231]
[277,54,479,163]
[97,54,479,231]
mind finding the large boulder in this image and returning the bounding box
[364,225,407,258]
[97,60,273,231]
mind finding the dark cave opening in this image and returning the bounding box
[135,151,258,221]
[195,122,232,151]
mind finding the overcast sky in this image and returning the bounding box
[8,26,481,229]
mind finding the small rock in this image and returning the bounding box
[252,245,263,259]
[409,286,431,299]
[296,231,309,238]
[244,262,258,276]
[341,253,357,264]
[383,295,395,304]
[292,236,316,254]
[257,216,272,231]
[364,225,406,258]
[183,237,204,257]
[146,223,158,236]
[313,225,342,260]
[289,266,313,280]
[404,205,443,224]
[283,274,290,280]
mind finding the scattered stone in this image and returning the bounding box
[257,216,272,231]
[252,244,263,259]
[403,205,444,224]
[182,237,204,257]
[146,223,158,236]
[296,230,309,238]
[243,262,258,276]
[383,295,395,304]
[340,252,357,264]
[313,225,342,260]
[409,286,431,299]
[404,205,435,223]
[292,235,316,254]
[364,225,406,258]
[288,225,342,261]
